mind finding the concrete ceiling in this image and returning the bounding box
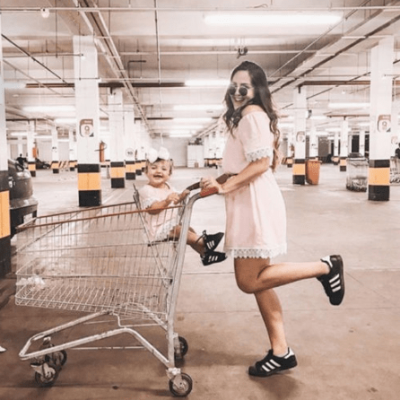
[1,0,400,139]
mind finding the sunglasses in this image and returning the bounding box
[228,84,253,97]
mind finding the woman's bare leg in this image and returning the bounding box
[255,288,288,355]
[234,257,329,294]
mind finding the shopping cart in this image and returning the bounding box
[16,183,217,397]
[390,156,400,184]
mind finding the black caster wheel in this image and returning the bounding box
[34,363,59,387]
[169,372,193,397]
[174,336,189,361]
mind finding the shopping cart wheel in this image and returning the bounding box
[55,350,68,366]
[174,336,189,361]
[34,363,59,387]
[169,372,193,397]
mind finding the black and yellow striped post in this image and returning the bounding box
[339,157,347,172]
[286,157,293,168]
[293,159,306,185]
[125,160,136,180]
[28,160,36,177]
[51,161,60,174]
[110,161,125,188]
[368,159,390,201]
[0,171,11,277]
[136,160,143,176]
[69,160,77,171]
[77,164,102,207]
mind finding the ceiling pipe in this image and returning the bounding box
[2,6,400,12]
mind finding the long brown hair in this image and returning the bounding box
[223,61,281,171]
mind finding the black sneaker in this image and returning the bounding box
[318,255,345,306]
[249,348,297,377]
[201,250,227,266]
[202,231,224,252]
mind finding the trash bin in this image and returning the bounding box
[305,159,321,185]
[346,157,368,192]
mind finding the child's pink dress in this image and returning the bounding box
[222,111,287,259]
[138,183,179,242]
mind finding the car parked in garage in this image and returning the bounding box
[8,159,38,237]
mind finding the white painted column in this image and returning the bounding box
[108,88,125,188]
[286,130,294,168]
[124,108,136,180]
[51,127,60,173]
[359,130,365,156]
[333,132,339,164]
[390,101,400,155]
[68,129,77,171]
[339,119,349,171]
[309,120,318,158]
[293,87,306,184]
[27,122,36,177]
[0,13,11,276]
[368,37,394,201]
[73,35,101,206]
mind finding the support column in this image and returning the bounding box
[73,35,101,206]
[359,130,366,156]
[293,87,306,184]
[332,132,339,165]
[109,88,125,188]
[286,131,294,168]
[27,122,36,177]
[390,101,400,155]
[0,15,11,277]
[51,127,60,173]
[69,129,77,171]
[368,37,394,201]
[309,121,318,158]
[124,108,136,180]
[339,119,349,171]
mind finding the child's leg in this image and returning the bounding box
[168,225,205,255]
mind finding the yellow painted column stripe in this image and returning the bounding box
[368,168,390,185]
[293,163,305,175]
[0,191,11,238]
[78,173,101,191]
[110,167,125,178]
[126,164,136,173]
[28,164,36,171]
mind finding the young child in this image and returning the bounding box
[138,147,227,266]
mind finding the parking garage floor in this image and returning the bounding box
[1,164,400,400]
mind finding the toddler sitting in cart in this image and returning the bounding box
[138,147,227,266]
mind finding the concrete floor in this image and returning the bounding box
[1,164,400,399]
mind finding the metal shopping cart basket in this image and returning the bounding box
[390,156,400,184]
[15,184,215,396]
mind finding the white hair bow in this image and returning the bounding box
[147,147,170,163]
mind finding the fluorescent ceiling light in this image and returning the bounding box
[204,13,342,26]
[310,115,327,121]
[357,122,370,127]
[168,125,203,130]
[173,118,213,123]
[54,118,77,124]
[278,122,294,128]
[326,127,342,132]
[328,102,369,109]
[23,105,75,112]
[174,104,224,111]
[169,133,193,138]
[10,132,27,137]
[185,79,230,87]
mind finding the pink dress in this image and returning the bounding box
[222,111,287,259]
[138,183,180,242]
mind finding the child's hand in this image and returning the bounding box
[176,189,190,203]
[166,193,180,205]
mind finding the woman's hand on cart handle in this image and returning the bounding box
[185,174,230,192]
[200,176,225,196]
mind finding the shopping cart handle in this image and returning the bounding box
[199,186,219,197]
[185,174,230,192]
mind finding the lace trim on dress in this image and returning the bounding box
[225,244,287,259]
[246,147,273,162]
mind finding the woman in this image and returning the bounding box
[201,61,345,377]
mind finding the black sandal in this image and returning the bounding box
[201,250,227,266]
[201,230,224,252]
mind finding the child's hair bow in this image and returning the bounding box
[147,147,170,163]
